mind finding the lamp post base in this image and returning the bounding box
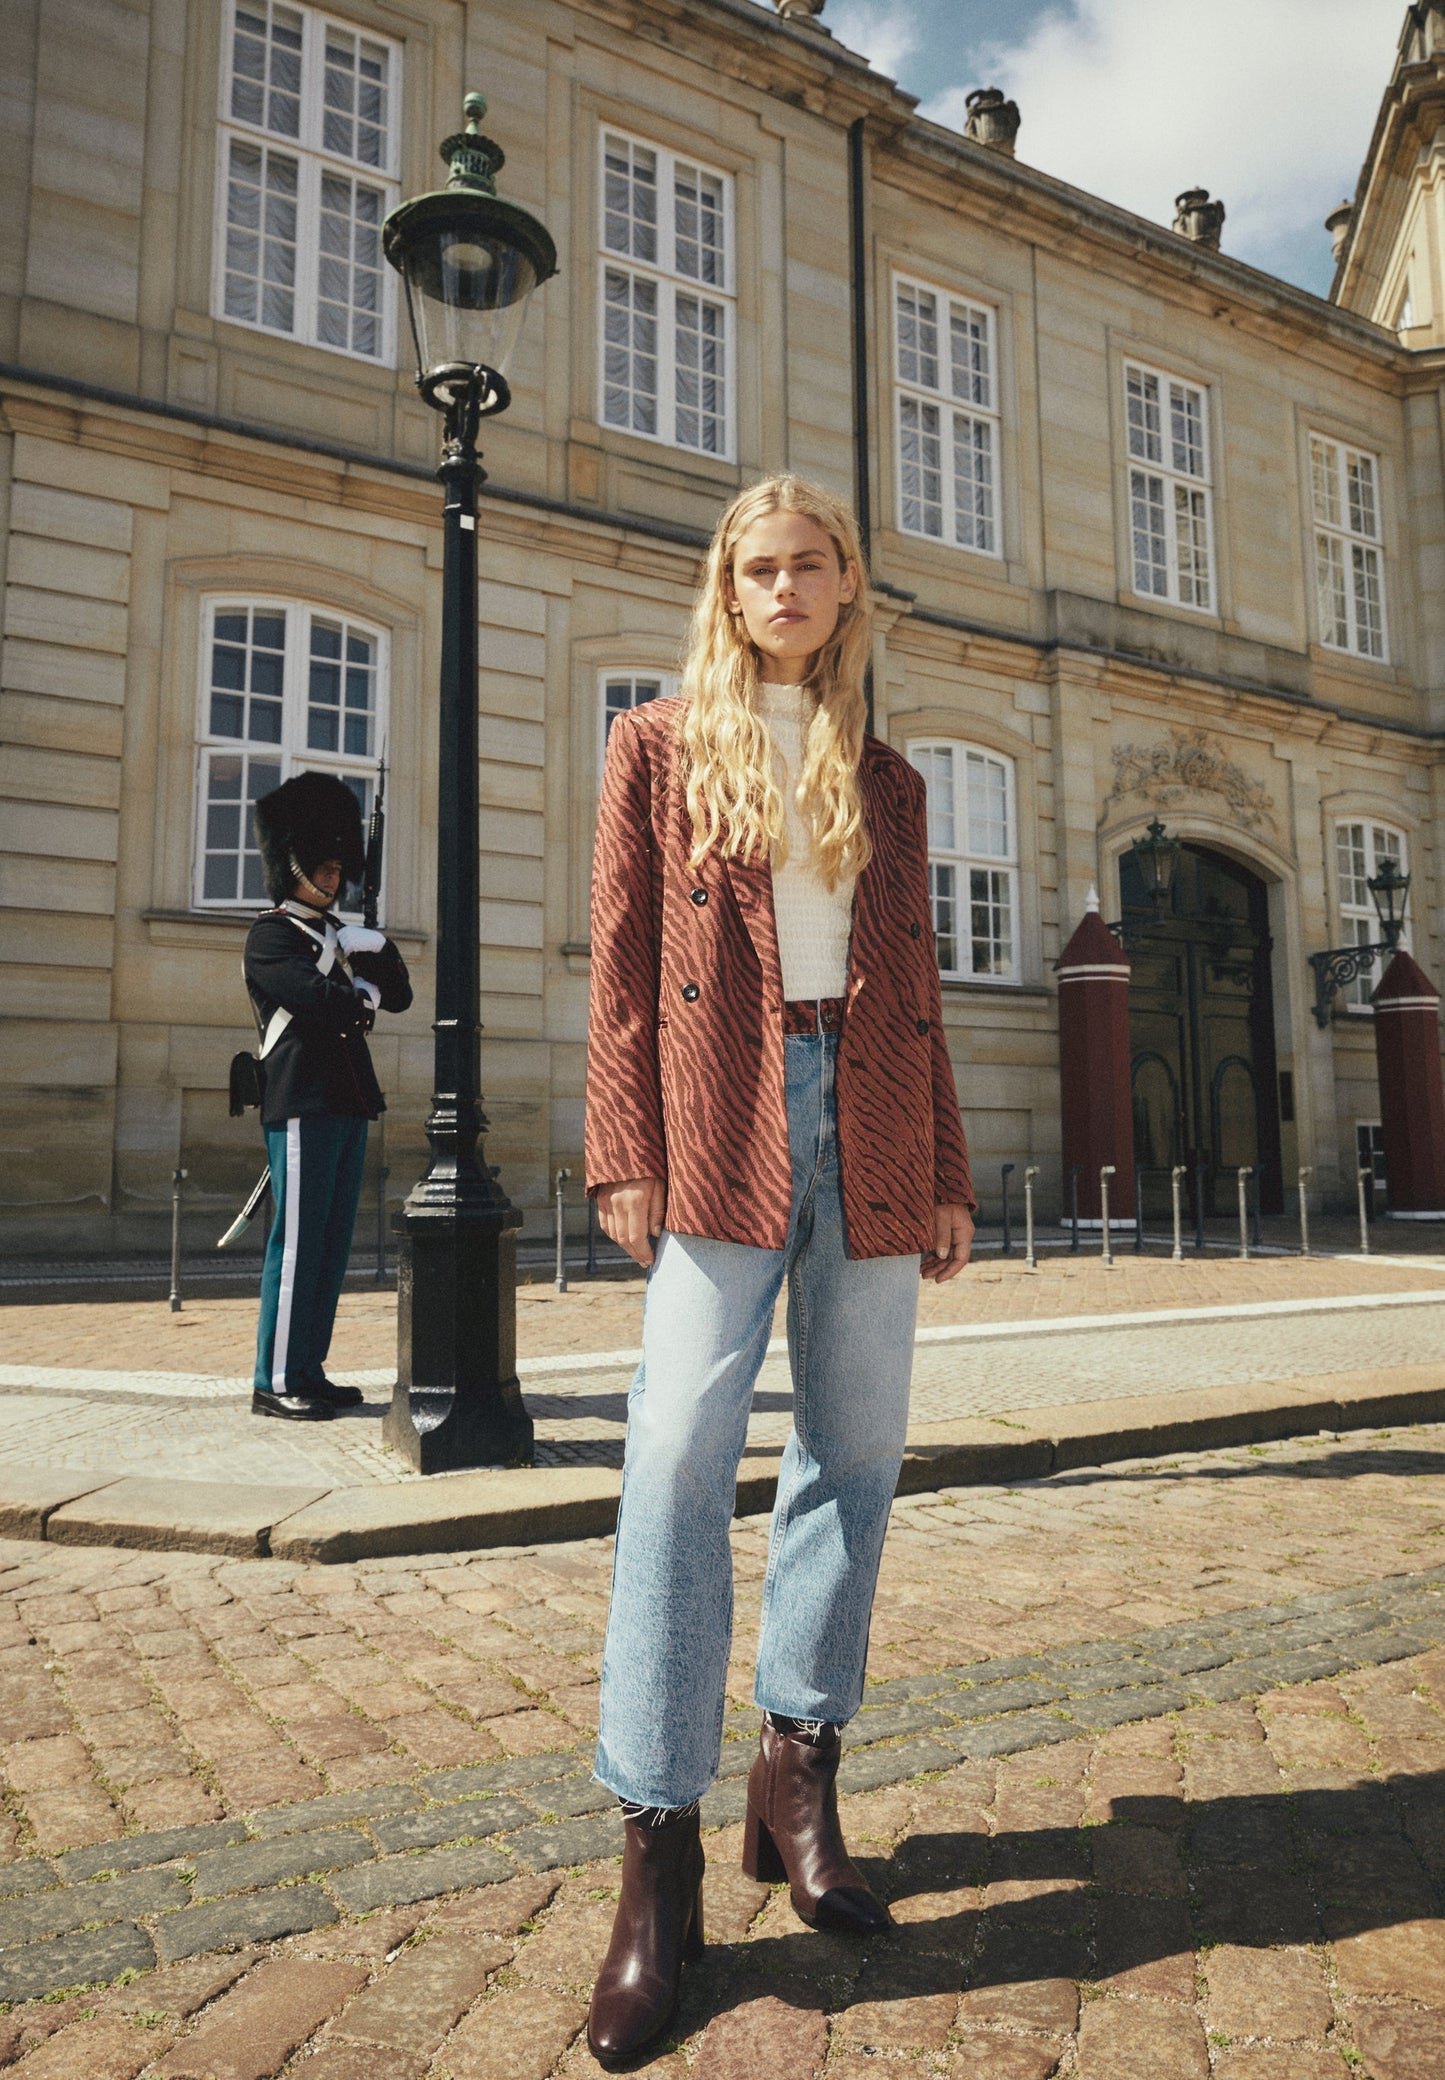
[385,1200,533,1472]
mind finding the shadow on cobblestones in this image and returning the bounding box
[650,1770,1445,2047]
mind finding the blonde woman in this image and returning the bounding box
[584,474,976,2064]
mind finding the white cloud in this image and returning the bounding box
[921,0,1402,277]
[830,0,919,82]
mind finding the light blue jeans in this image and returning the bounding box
[594,1029,922,1808]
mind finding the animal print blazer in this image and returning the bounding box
[585,696,976,1260]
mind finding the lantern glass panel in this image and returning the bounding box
[400,218,538,377]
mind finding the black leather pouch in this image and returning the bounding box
[229,1051,266,1117]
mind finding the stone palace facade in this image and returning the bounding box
[4,0,1445,1252]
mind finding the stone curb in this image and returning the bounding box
[3,1362,1442,1562]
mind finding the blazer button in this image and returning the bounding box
[690,887,709,906]
[916,1017,929,1035]
[909,921,922,939]
[681,982,701,1003]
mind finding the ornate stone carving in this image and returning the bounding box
[775,0,828,28]
[965,88,1021,156]
[1105,728,1275,832]
[1173,188,1226,250]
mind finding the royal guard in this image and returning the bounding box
[242,772,411,1421]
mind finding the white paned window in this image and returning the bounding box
[907,741,1019,982]
[598,670,678,782]
[1311,435,1387,661]
[216,0,398,361]
[195,599,386,911]
[599,129,734,458]
[1125,360,1214,612]
[1335,819,1410,1010]
[895,277,1000,556]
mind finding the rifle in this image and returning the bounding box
[363,755,386,930]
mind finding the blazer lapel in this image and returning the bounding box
[723,848,786,1005]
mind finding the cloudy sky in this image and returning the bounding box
[828,0,1404,296]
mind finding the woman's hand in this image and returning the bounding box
[923,1203,975,1284]
[596,1177,667,1268]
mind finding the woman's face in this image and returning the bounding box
[725,510,858,683]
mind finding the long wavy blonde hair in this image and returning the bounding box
[679,474,872,890]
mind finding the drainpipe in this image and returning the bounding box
[848,116,874,733]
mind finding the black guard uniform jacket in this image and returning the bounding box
[243,901,412,1127]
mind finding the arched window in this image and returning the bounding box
[907,741,1019,982]
[1335,817,1410,1009]
[598,669,677,782]
[194,597,387,912]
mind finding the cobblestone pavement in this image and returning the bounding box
[4,1253,1445,1480]
[0,1427,1439,2069]
[9,1249,1445,1373]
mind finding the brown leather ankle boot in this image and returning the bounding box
[741,1714,892,1933]
[587,1807,705,2068]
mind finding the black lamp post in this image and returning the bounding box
[380,95,556,1472]
[1308,855,1413,1028]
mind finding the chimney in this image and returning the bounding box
[964,87,1021,157]
[1173,188,1226,251]
[1325,200,1353,262]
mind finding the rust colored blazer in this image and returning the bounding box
[585,696,976,1259]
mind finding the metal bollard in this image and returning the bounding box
[1250,1167,1263,1250]
[554,1167,571,1293]
[585,1194,598,1278]
[1024,1165,1039,1270]
[1069,1164,1081,1253]
[168,1168,187,1313]
[1134,1163,1145,1254]
[1297,1166,1312,1257]
[1171,1165,1186,1262]
[1237,1166,1252,1260]
[1100,1165,1116,1267]
[1194,1159,1208,1253]
[1000,1163,1015,1256]
[1358,1165,1373,1255]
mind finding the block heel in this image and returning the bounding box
[742,1803,787,1883]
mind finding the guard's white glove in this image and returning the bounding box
[337,924,386,955]
[353,978,381,1010]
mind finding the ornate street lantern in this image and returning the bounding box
[1368,856,1410,950]
[385,94,556,433]
[1309,855,1413,1027]
[379,99,555,1474]
[1128,818,1182,909]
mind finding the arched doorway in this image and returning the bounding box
[1122,842,1283,1217]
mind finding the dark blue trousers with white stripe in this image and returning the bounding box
[253,1115,368,1395]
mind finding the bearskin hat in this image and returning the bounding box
[253,771,365,904]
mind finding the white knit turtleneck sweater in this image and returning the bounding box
[757,682,856,1000]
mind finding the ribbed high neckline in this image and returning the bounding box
[756,681,814,725]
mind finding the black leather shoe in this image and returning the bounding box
[252,1389,335,1422]
[301,1376,364,1409]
